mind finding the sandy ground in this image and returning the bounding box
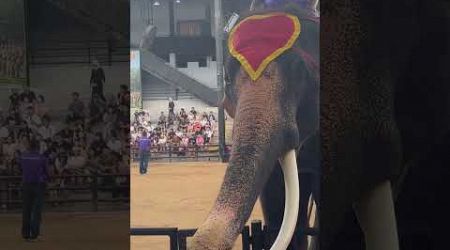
[0,211,129,250]
[130,162,265,250]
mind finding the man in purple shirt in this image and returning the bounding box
[138,131,151,175]
[20,139,48,241]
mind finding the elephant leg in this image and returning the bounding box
[319,177,354,250]
[294,172,316,250]
[353,180,399,250]
[296,135,321,250]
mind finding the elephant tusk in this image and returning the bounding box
[353,180,399,250]
[272,149,300,250]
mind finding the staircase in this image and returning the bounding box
[140,50,219,107]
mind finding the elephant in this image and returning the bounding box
[188,3,323,249]
[327,0,450,249]
[187,0,450,249]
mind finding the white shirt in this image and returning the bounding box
[38,125,55,139]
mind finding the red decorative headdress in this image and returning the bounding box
[228,13,301,81]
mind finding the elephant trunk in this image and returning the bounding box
[188,82,300,249]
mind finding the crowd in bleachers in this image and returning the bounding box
[0,38,26,78]
[131,99,217,159]
[0,84,130,195]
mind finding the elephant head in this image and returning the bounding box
[188,6,319,250]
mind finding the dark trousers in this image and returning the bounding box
[139,153,150,174]
[22,183,45,239]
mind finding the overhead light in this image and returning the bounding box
[176,0,181,3]
[153,1,160,6]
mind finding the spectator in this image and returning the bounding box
[168,97,175,114]
[168,129,176,141]
[193,122,202,133]
[107,131,122,154]
[190,107,197,119]
[37,116,55,140]
[208,111,216,122]
[90,132,107,157]
[103,106,118,138]
[158,112,166,127]
[9,88,20,111]
[22,106,41,130]
[118,84,130,107]
[168,110,176,126]
[19,86,36,104]
[0,83,130,209]
[34,95,48,117]
[66,147,87,172]
[134,110,140,124]
[196,134,205,148]
[205,127,213,144]
[158,135,167,152]
[200,115,209,127]
[90,59,106,101]
[129,106,217,161]
[88,93,106,125]
[179,108,187,118]
[68,92,85,122]
[3,136,17,161]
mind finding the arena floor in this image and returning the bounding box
[130,162,265,250]
[0,211,129,250]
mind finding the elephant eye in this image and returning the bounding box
[239,74,249,82]
[263,69,272,79]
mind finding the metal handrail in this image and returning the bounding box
[141,51,219,107]
[130,220,319,250]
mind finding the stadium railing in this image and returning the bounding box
[0,172,129,212]
[130,144,232,162]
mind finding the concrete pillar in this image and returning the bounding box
[169,53,176,67]
[214,0,226,162]
[206,56,212,68]
[169,0,175,36]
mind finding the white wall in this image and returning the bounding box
[177,59,218,89]
[131,0,214,43]
[29,63,129,111]
[175,0,214,36]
